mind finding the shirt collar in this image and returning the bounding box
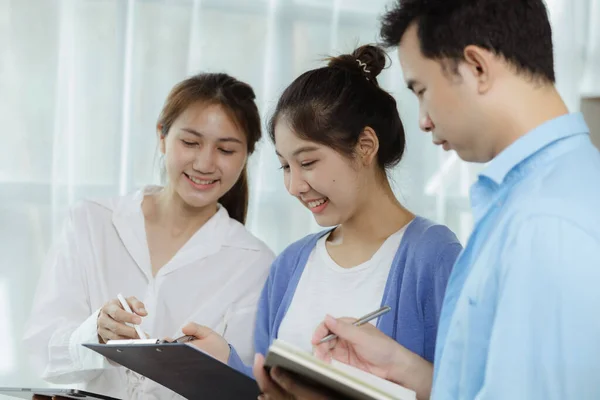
[480,112,589,186]
[108,185,263,251]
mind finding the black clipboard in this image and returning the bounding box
[0,388,119,399]
[83,343,260,400]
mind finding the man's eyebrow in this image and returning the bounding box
[406,79,417,92]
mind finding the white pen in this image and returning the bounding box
[117,293,147,340]
[318,305,392,344]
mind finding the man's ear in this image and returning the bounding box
[463,45,495,94]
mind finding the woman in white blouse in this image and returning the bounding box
[23,73,275,400]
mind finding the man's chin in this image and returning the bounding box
[454,148,489,164]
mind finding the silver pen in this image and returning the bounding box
[318,306,392,344]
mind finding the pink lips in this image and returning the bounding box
[433,139,450,151]
[303,198,329,214]
[184,173,219,190]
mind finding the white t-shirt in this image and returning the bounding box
[277,223,410,353]
[23,186,275,400]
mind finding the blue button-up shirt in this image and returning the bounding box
[432,113,600,400]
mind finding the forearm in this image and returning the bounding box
[389,349,433,400]
[41,309,114,382]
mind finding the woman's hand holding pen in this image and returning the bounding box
[97,296,147,343]
[181,322,231,363]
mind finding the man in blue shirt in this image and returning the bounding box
[254,0,600,399]
[379,0,600,398]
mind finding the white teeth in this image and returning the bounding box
[308,198,327,208]
[188,175,216,185]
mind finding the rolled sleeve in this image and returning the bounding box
[68,308,117,371]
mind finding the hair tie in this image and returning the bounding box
[356,59,371,75]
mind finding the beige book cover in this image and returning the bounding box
[264,339,416,400]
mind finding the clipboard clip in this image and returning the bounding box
[158,335,196,344]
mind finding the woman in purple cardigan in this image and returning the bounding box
[182,45,462,395]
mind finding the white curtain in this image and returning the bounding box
[0,0,597,389]
[546,0,599,107]
[580,0,600,98]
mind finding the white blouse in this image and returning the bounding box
[23,186,275,399]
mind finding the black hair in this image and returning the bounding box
[269,45,406,171]
[380,0,555,83]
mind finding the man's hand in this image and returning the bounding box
[312,316,405,381]
[312,315,433,399]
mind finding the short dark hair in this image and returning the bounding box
[380,0,555,83]
[158,73,261,224]
[269,45,406,172]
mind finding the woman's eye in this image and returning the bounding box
[182,140,197,147]
[301,161,316,168]
[219,148,235,155]
[279,165,290,171]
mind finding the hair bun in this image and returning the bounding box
[352,45,387,78]
[327,44,388,84]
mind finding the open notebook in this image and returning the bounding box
[264,339,416,400]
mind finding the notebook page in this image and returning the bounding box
[330,360,416,400]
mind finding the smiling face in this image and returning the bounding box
[159,102,248,209]
[274,118,374,227]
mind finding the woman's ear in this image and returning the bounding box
[157,124,166,154]
[356,127,379,166]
